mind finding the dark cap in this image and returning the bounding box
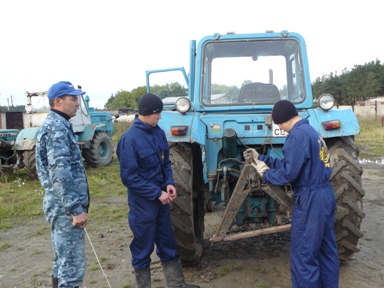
[271,100,298,124]
[138,93,163,116]
[47,81,85,100]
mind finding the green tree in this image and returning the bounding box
[363,71,381,98]
[0,105,25,112]
[151,82,188,99]
[106,86,146,109]
[105,94,116,108]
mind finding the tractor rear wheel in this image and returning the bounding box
[83,131,114,167]
[169,142,205,266]
[327,136,365,263]
[23,150,37,179]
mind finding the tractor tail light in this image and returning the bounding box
[322,120,341,130]
[171,126,188,135]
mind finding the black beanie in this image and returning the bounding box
[271,100,298,124]
[138,93,163,116]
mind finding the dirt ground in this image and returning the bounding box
[1,162,384,288]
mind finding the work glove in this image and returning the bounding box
[251,159,270,177]
[243,148,259,162]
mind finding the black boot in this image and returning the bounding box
[52,275,58,288]
[161,257,200,288]
[133,266,151,288]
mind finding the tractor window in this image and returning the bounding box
[79,95,89,116]
[28,95,50,112]
[201,39,305,106]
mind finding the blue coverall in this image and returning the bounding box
[259,119,339,288]
[116,115,178,269]
[36,110,90,288]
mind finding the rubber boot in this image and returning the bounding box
[52,275,58,288]
[133,266,151,288]
[161,257,200,288]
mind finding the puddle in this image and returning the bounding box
[359,158,384,165]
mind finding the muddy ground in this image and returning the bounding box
[1,162,383,288]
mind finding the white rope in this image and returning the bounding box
[85,228,112,288]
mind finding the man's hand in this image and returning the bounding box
[72,212,88,228]
[251,159,270,177]
[243,148,259,162]
[159,191,171,205]
[167,185,177,201]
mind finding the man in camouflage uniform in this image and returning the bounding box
[36,81,90,288]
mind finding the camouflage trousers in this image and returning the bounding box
[46,206,86,288]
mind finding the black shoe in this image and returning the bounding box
[52,275,58,288]
[162,257,200,288]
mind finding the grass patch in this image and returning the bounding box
[216,265,232,277]
[0,157,127,230]
[356,115,384,155]
[112,121,133,145]
[257,282,270,288]
[0,175,44,229]
[233,263,244,270]
[89,264,99,271]
[0,122,134,231]
[0,241,11,251]
[34,226,48,236]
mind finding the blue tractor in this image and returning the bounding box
[0,90,116,179]
[145,31,365,266]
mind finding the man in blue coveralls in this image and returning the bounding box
[117,93,199,288]
[244,100,339,288]
[36,81,90,288]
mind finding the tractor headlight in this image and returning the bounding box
[175,97,191,114]
[25,104,33,113]
[319,93,335,111]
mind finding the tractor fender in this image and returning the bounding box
[14,127,40,151]
[159,111,208,183]
[158,111,207,145]
[307,108,360,138]
[77,124,99,142]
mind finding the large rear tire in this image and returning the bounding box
[83,131,114,167]
[327,137,365,263]
[169,142,205,266]
[23,150,37,179]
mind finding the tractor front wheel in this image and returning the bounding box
[83,131,114,167]
[169,142,205,266]
[327,137,365,263]
[23,150,37,179]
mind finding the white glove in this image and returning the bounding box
[243,148,259,162]
[251,159,270,177]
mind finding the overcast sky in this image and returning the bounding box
[0,0,382,108]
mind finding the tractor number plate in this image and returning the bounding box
[272,123,288,137]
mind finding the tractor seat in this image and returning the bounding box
[238,82,281,104]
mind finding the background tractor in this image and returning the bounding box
[0,89,116,179]
[145,31,365,266]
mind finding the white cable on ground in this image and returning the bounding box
[85,228,112,288]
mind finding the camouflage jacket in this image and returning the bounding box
[36,111,90,216]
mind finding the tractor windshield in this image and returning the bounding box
[25,92,50,113]
[201,38,305,106]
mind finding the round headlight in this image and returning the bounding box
[319,93,335,111]
[25,104,33,113]
[175,97,191,114]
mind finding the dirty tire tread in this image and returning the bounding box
[23,150,37,179]
[83,131,114,167]
[169,143,204,266]
[327,137,365,263]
